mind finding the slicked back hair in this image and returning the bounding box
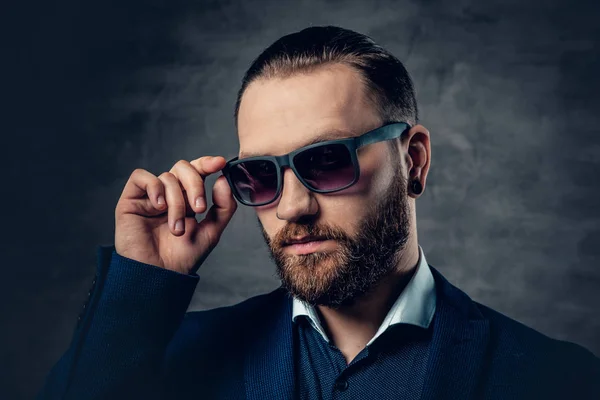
[234,25,419,158]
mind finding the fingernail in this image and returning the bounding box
[157,195,165,206]
[196,197,205,208]
[175,219,184,231]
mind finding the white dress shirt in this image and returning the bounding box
[292,244,436,347]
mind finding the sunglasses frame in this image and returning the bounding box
[222,121,411,207]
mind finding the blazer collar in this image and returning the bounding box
[244,264,490,400]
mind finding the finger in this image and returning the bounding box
[194,174,237,247]
[189,156,227,178]
[157,172,187,236]
[169,159,209,215]
[119,168,167,212]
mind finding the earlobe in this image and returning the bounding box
[410,180,423,195]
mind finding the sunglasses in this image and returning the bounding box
[222,122,411,207]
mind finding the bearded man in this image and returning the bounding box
[38,25,600,400]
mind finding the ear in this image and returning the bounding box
[404,124,431,198]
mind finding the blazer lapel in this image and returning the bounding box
[241,265,491,400]
[244,287,296,400]
[422,265,489,400]
[421,265,491,400]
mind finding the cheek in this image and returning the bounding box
[355,161,381,192]
[357,146,395,195]
[330,152,384,199]
[256,210,281,238]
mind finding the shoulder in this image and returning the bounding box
[164,286,289,372]
[476,299,597,360]
[431,264,597,364]
[473,300,600,396]
[431,265,599,396]
[186,285,289,322]
[173,286,289,342]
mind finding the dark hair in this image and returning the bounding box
[234,25,419,154]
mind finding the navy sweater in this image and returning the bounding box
[37,245,600,399]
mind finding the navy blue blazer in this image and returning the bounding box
[38,245,600,399]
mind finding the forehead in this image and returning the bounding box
[236,63,381,159]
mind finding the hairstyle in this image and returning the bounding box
[233,25,419,156]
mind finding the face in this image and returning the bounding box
[236,63,413,309]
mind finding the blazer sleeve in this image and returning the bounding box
[36,245,200,400]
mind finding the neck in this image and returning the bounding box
[316,236,421,364]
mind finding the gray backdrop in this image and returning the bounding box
[3,0,599,398]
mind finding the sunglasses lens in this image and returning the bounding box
[229,159,278,205]
[293,143,355,190]
[229,144,356,206]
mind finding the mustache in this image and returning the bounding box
[257,218,349,249]
[275,224,348,248]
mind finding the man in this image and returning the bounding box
[38,26,599,399]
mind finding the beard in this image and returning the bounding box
[258,164,412,309]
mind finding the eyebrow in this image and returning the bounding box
[238,128,355,159]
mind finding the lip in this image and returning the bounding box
[285,239,333,255]
[284,236,327,245]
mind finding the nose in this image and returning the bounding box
[275,167,319,222]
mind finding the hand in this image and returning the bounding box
[114,156,237,275]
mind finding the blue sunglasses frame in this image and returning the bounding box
[222,121,411,207]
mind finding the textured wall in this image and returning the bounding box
[3,0,600,398]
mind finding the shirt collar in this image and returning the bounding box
[291,244,437,346]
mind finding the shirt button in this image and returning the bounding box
[335,380,349,391]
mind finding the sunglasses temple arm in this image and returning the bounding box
[356,122,410,148]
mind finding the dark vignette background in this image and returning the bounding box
[3,0,600,398]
